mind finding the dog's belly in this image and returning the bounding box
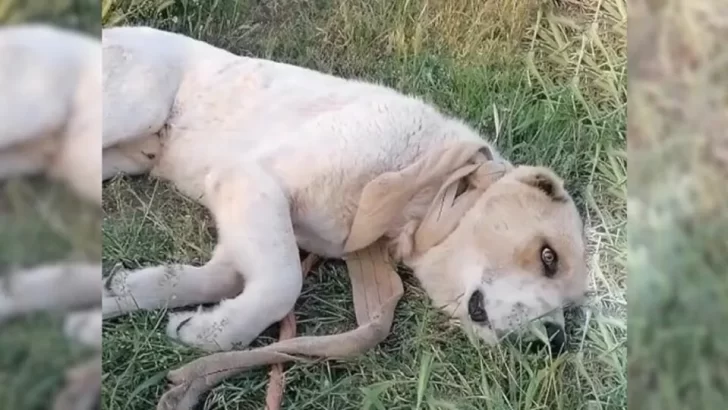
[152,54,488,254]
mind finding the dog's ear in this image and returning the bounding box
[343,141,490,253]
[513,166,568,202]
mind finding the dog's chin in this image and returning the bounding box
[472,326,499,346]
[456,317,500,346]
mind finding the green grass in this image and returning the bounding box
[101,0,626,409]
[0,1,100,408]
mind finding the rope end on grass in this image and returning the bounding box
[264,254,317,410]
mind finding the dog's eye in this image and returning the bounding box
[541,246,558,277]
[467,290,489,323]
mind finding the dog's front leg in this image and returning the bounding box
[0,263,100,324]
[166,166,303,352]
[102,245,243,318]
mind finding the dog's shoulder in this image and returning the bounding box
[102,25,236,61]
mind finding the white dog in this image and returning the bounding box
[101,26,588,354]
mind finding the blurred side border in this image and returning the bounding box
[628,0,728,409]
[0,0,100,35]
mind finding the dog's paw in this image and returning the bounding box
[102,262,126,296]
[166,308,235,352]
[102,263,133,319]
[64,310,102,349]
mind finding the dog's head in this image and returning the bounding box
[405,165,588,353]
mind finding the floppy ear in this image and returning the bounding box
[513,166,568,202]
[343,141,491,253]
[410,158,509,257]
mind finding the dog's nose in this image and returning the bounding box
[544,321,567,356]
[467,290,489,324]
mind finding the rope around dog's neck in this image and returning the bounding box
[155,142,511,410]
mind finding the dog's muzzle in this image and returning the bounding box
[542,321,567,356]
[468,290,567,356]
[521,309,568,357]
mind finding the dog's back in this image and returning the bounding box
[102,26,238,147]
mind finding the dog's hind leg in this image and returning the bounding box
[0,148,45,180]
[102,134,162,181]
[0,135,56,181]
[165,166,303,352]
[102,245,243,319]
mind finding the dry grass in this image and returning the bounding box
[527,0,626,114]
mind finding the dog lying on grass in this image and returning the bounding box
[101,26,589,355]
